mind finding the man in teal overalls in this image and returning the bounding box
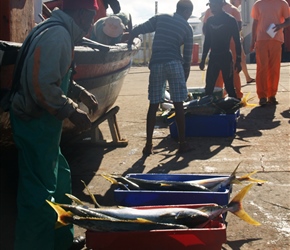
[9,0,99,249]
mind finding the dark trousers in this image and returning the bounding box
[205,51,237,98]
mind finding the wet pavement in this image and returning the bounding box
[0,63,289,249]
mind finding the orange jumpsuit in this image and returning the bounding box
[251,0,290,100]
[203,3,243,98]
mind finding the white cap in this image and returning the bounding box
[103,16,125,38]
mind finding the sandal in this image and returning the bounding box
[177,142,194,154]
[142,143,153,156]
[246,78,255,84]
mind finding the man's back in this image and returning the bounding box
[132,13,193,65]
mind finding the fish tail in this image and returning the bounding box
[237,170,267,184]
[46,200,73,228]
[240,93,257,108]
[228,183,261,226]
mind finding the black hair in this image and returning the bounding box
[176,0,193,13]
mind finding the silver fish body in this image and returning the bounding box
[125,176,210,191]
[67,216,188,232]
[93,206,214,228]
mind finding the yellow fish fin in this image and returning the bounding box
[101,174,118,185]
[81,180,102,208]
[240,93,258,108]
[233,208,261,226]
[167,112,176,119]
[160,183,172,187]
[230,183,261,226]
[237,170,267,183]
[46,200,73,228]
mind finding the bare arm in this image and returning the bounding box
[274,17,290,32]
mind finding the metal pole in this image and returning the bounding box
[155,1,158,15]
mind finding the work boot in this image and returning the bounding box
[267,96,278,105]
[259,98,267,107]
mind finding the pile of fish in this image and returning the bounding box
[161,90,256,117]
[101,163,266,192]
[47,183,261,232]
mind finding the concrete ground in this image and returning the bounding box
[1,63,289,249]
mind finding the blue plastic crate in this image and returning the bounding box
[114,174,231,207]
[169,110,239,138]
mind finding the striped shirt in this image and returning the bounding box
[131,13,193,80]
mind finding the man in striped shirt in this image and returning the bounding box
[128,0,194,155]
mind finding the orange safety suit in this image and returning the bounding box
[251,0,290,100]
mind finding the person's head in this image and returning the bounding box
[102,16,125,38]
[207,0,224,15]
[230,0,242,8]
[176,0,194,20]
[63,0,98,35]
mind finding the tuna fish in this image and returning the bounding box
[185,162,266,192]
[47,183,260,232]
[101,163,266,192]
[47,200,187,231]
[102,173,210,191]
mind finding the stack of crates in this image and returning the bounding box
[86,173,231,250]
[169,87,239,138]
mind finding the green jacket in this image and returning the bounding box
[11,9,84,121]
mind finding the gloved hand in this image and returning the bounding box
[79,89,98,115]
[69,108,92,132]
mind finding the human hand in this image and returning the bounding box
[235,61,242,73]
[127,33,136,47]
[79,89,98,115]
[68,108,92,132]
[273,23,282,32]
[199,60,205,70]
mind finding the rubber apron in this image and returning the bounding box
[10,70,74,250]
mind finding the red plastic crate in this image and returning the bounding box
[85,204,227,250]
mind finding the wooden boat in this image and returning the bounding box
[0,38,141,145]
[72,40,141,125]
